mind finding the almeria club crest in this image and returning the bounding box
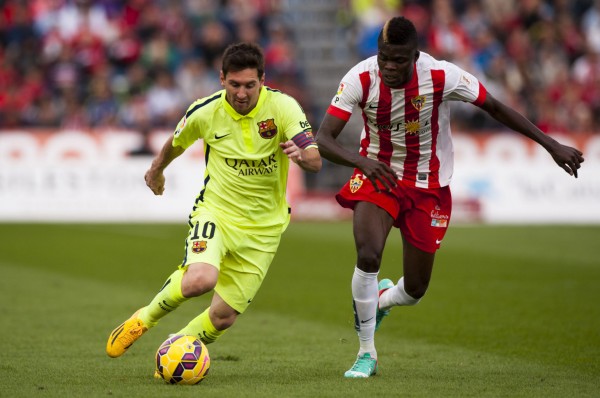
[411,95,426,111]
[350,175,364,193]
[257,119,278,139]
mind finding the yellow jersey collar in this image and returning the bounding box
[222,86,267,120]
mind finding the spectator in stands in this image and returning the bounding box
[0,0,598,135]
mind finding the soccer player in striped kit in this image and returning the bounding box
[316,16,584,378]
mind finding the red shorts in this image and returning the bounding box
[336,170,452,253]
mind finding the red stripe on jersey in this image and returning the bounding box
[327,105,352,121]
[359,71,371,157]
[473,82,487,106]
[428,69,446,188]
[376,80,393,165]
[402,67,421,185]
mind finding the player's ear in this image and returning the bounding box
[220,71,225,86]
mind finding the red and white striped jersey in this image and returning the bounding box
[327,51,487,188]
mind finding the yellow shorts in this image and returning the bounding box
[179,210,282,313]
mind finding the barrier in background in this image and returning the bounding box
[1,130,599,223]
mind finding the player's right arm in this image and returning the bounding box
[317,113,397,192]
[145,135,185,195]
[146,97,207,195]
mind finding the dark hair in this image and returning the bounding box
[221,42,265,79]
[377,16,418,48]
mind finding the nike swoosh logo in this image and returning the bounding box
[367,104,378,109]
[436,239,442,244]
[360,317,374,324]
[215,133,230,139]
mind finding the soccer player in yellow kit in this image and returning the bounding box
[106,42,321,359]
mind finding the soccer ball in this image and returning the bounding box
[155,335,210,384]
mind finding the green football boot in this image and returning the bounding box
[375,279,394,331]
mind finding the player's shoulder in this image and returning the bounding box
[348,55,379,77]
[185,90,223,119]
[263,86,302,111]
[417,51,461,73]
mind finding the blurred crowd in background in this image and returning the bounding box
[1,0,599,134]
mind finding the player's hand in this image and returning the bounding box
[548,143,584,178]
[356,157,397,192]
[145,168,166,195]
[280,140,303,163]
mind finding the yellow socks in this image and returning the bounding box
[138,268,187,327]
[176,308,226,344]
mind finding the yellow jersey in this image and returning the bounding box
[172,86,314,231]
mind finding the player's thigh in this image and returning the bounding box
[353,201,395,256]
[214,231,281,314]
[181,211,228,270]
[401,237,435,294]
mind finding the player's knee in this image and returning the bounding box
[356,248,383,273]
[210,311,237,331]
[404,282,427,301]
[181,272,217,298]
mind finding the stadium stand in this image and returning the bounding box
[1,0,598,192]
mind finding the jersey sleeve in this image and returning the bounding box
[442,61,487,106]
[278,94,317,149]
[326,67,364,121]
[172,101,205,149]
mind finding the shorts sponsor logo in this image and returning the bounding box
[192,240,207,253]
[350,175,364,193]
[431,219,447,227]
[257,118,278,139]
[431,209,449,228]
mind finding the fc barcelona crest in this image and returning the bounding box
[192,240,207,253]
[257,119,278,139]
[349,175,364,193]
[411,95,426,111]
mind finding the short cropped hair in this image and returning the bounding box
[222,42,265,79]
[378,16,418,48]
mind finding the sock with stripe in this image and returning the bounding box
[138,268,187,328]
[175,308,226,344]
[351,266,379,359]
[379,276,421,311]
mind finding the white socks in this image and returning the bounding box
[379,277,420,311]
[351,267,379,358]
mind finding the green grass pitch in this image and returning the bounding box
[0,222,598,397]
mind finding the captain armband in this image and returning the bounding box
[291,130,317,149]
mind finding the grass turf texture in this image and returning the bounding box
[0,222,598,397]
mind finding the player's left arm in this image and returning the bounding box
[278,94,322,173]
[479,93,585,178]
[280,136,322,173]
